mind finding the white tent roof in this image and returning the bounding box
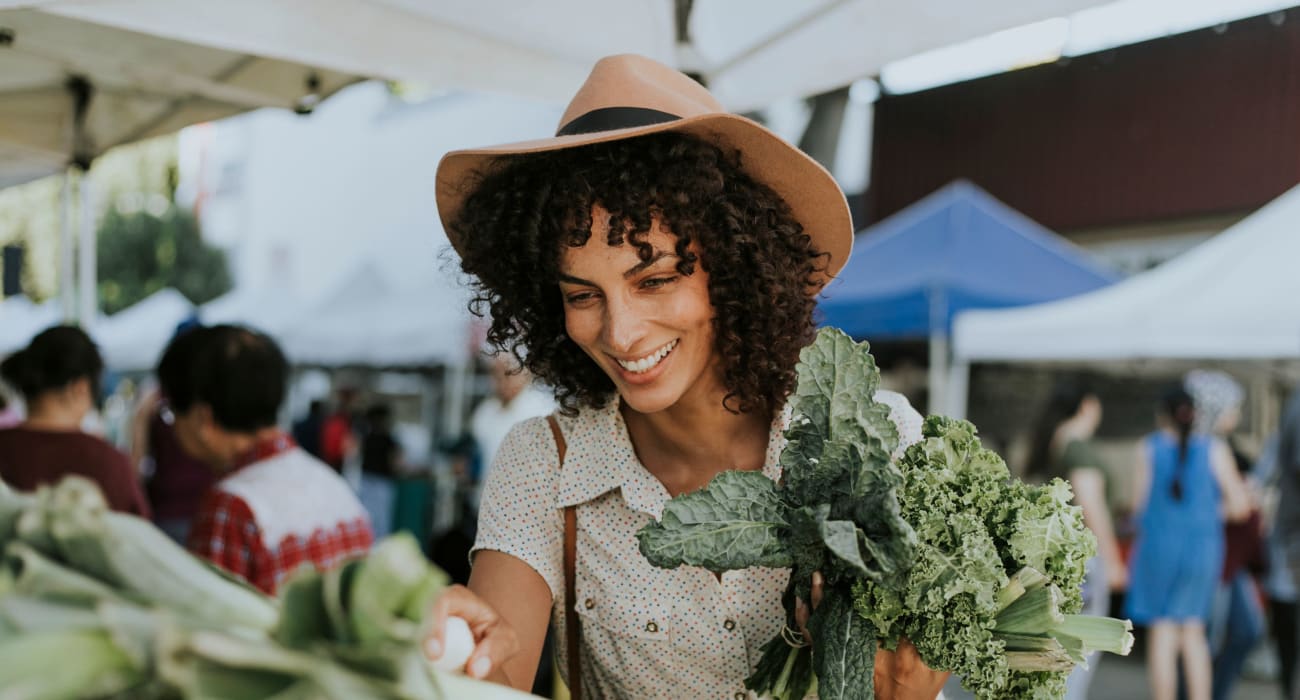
[0,4,363,188]
[198,286,303,338]
[276,262,472,368]
[0,295,61,355]
[18,0,1111,115]
[954,183,1300,362]
[92,287,195,370]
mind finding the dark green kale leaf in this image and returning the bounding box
[636,470,792,572]
[808,587,876,700]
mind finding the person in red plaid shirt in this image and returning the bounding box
[157,324,373,595]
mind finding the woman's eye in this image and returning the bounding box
[641,275,679,289]
[565,292,598,305]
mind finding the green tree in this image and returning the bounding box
[96,205,232,314]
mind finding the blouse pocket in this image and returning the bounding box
[574,589,672,642]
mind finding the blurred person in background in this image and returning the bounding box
[1127,386,1253,700]
[1026,379,1125,700]
[1184,369,1266,700]
[359,402,403,539]
[129,319,218,545]
[292,398,327,460]
[1274,384,1300,700]
[158,324,372,595]
[320,386,359,474]
[1254,428,1297,700]
[0,325,149,515]
[468,353,555,508]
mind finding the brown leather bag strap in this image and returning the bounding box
[547,414,581,700]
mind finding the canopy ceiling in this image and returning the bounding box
[0,4,363,188]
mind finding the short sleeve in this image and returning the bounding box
[470,416,565,602]
[874,389,924,459]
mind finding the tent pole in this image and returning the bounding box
[928,331,947,416]
[78,174,97,328]
[946,359,970,420]
[59,169,76,322]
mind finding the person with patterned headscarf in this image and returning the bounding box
[1184,370,1264,700]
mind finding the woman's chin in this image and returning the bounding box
[617,383,684,415]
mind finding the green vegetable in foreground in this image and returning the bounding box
[0,476,533,699]
[638,327,1133,699]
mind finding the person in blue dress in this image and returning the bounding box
[1126,387,1252,700]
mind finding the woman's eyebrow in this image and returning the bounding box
[557,251,677,286]
[624,251,675,279]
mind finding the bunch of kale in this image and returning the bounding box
[637,328,1130,700]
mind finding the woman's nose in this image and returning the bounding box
[601,294,646,353]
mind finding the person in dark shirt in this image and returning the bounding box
[358,403,402,538]
[292,399,327,459]
[0,324,149,516]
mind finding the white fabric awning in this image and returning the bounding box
[953,183,1300,363]
[0,3,363,188]
[12,0,1112,118]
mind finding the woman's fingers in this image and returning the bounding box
[874,637,950,700]
[793,571,826,646]
[424,585,518,679]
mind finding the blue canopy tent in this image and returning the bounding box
[817,180,1118,412]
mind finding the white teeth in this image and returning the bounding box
[617,340,677,374]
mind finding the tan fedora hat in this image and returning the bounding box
[435,53,852,282]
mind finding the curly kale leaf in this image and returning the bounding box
[636,470,792,572]
[1007,479,1096,613]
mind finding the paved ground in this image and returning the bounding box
[1091,654,1279,700]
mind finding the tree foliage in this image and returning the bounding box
[96,205,231,314]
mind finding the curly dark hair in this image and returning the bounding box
[450,132,828,415]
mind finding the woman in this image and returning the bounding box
[425,55,947,699]
[0,325,149,515]
[1025,380,1125,700]
[1182,370,1265,700]
[1125,387,1251,700]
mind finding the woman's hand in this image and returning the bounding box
[873,637,949,700]
[424,584,519,680]
[794,572,948,700]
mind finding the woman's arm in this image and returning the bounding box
[1069,467,1127,590]
[1130,440,1152,517]
[427,550,553,690]
[1209,438,1253,523]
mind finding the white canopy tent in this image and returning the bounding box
[198,286,303,339]
[17,0,1113,114]
[92,287,195,371]
[275,262,472,368]
[0,4,362,188]
[0,294,60,355]
[0,3,365,325]
[948,183,1300,416]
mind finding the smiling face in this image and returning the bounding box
[558,210,719,415]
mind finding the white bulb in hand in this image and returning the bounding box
[430,616,475,673]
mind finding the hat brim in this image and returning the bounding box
[435,112,852,283]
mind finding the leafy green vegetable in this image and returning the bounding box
[0,476,535,699]
[640,328,916,700]
[640,328,1133,699]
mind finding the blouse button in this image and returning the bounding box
[645,621,659,633]
[583,598,595,610]
[723,619,736,631]
[735,692,747,700]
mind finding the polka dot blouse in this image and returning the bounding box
[472,390,923,700]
